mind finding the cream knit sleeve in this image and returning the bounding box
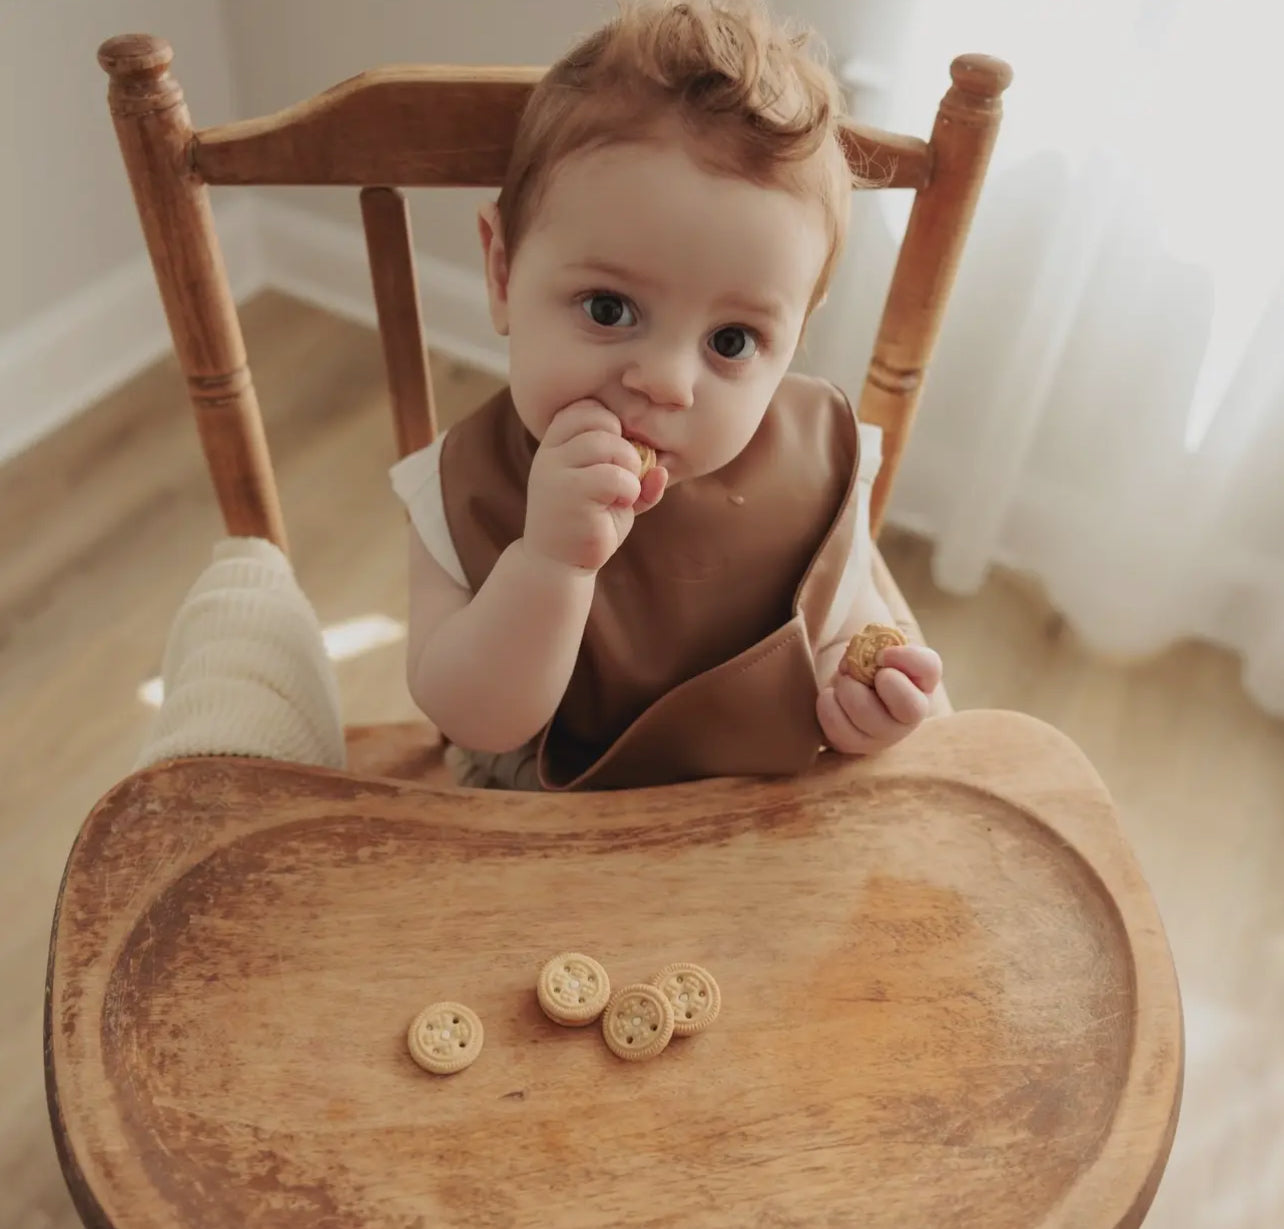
[134,537,346,771]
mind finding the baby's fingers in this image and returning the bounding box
[557,430,639,474]
[816,687,885,755]
[873,667,931,726]
[578,462,642,510]
[880,644,943,695]
[833,673,903,743]
[542,400,619,448]
[633,466,668,513]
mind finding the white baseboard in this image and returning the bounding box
[254,199,508,380]
[0,197,264,465]
[0,195,503,468]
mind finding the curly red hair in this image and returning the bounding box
[497,0,857,311]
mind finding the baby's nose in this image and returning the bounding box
[621,346,697,409]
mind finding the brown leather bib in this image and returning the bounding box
[440,374,860,789]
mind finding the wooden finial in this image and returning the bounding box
[948,54,1015,101]
[98,35,180,117]
[98,34,172,78]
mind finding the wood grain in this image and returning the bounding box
[46,709,1181,1229]
[859,54,1014,535]
[97,35,287,550]
[360,186,438,458]
[193,65,543,187]
[190,63,930,191]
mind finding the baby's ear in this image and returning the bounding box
[477,202,511,336]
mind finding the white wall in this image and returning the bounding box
[0,0,249,460]
[1,0,236,329]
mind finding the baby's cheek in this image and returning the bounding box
[697,399,769,470]
[509,369,580,441]
[509,341,604,440]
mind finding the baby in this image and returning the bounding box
[391,0,942,790]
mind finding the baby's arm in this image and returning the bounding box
[814,564,943,756]
[405,400,667,755]
[405,533,596,753]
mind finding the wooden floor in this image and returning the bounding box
[4,290,1282,1228]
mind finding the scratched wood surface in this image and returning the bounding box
[46,708,1181,1229]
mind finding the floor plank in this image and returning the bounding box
[3,290,1281,1227]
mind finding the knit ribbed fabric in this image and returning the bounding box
[135,537,346,771]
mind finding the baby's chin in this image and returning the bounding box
[655,451,683,482]
[667,446,750,484]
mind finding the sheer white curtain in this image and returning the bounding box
[807,0,1284,716]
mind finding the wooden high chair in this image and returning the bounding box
[45,35,1182,1229]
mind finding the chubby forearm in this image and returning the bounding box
[409,540,595,752]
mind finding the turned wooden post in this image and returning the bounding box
[98,34,288,551]
[360,187,437,457]
[859,54,1013,536]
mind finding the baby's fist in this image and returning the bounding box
[523,400,664,573]
[817,644,943,756]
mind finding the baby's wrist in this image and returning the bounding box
[515,536,599,585]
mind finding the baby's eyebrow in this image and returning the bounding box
[570,259,661,290]
[714,292,786,325]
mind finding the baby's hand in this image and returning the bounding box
[817,644,943,756]
[523,399,668,572]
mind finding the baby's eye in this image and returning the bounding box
[581,293,637,328]
[709,327,758,361]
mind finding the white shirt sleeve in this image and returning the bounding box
[388,430,472,591]
[819,420,884,646]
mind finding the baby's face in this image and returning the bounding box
[480,131,829,482]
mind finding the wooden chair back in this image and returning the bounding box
[97,34,1011,552]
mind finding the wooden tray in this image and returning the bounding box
[46,709,1182,1229]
